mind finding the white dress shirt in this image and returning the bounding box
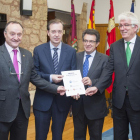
[5,42,21,78]
[50,41,62,82]
[50,41,62,61]
[124,35,136,54]
[83,50,96,70]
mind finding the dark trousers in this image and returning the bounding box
[73,103,104,140]
[113,95,140,140]
[33,99,69,140]
[0,100,28,140]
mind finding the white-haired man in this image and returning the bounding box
[86,12,140,140]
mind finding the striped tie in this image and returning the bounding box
[53,48,58,74]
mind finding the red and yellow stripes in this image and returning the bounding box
[88,0,95,29]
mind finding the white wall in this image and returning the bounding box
[47,0,85,14]
[94,0,140,24]
[47,0,140,24]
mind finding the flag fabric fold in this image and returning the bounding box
[105,0,116,93]
[71,0,78,51]
[88,0,95,29]
[130,0,135,12]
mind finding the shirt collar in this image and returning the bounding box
[124,35,137,44]
[84,50,96,57]
[50,41,62,50]
[5,42,20,53]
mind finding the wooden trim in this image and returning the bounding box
[87,23,119,28]
[95,24,108,27]
[95,23,119,27]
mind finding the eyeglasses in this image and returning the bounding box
[5,31,23,37]
[9,60,23,75]
[118,24,135,29]
[50,30,63,34]
[83,39,97,44]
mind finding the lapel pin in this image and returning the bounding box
[23,55,25,57]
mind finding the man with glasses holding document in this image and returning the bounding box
[0,21,66,140]
[72,29,111,140]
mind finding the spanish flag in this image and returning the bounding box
[88,0,95,29]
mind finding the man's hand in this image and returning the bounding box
[82,77,92,86]
[52,75,63,83]
[71,94,80,100]
[85,87,98,96]
[57,86,66,96]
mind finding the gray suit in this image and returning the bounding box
[0,44,58,123]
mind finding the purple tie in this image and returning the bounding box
[13,50,20,81]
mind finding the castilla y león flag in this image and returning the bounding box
[105,0,116,93]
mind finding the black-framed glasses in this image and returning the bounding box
[9,60,23,75]
[83,39,97,44]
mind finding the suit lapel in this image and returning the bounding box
[1,44,19,83]
[1,44,12,67]
[87,51,101,77]
[119,39,128,70]
[57,43,67,74]
[44,43,55,73]
[19,48,26,83]
[128,36,140,72]
[77,52,84,77]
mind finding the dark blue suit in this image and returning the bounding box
[33,42,76,140]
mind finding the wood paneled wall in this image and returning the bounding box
[95,24,122,54]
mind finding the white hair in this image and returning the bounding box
[118,12,140,32]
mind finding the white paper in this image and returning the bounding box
[61,70,85,96]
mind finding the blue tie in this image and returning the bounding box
[83,55,91,77]
[53,48,58,74]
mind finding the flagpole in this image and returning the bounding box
[71,0,78,51]
[71,0,73,5]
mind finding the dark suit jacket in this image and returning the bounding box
[33,42,76,112]
[96,36,140,111]
[72,51,108,120]
[0,44,58,122]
